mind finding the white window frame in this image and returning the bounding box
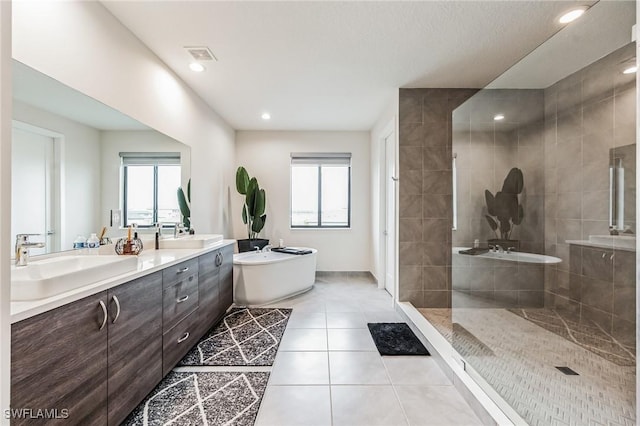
[120,152,181,227]
[290,152,352,229]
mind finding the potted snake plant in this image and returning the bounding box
[236,166,269,252]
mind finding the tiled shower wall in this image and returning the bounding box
[544,42,636,342]
[398,88,476,308]
[452,90,545,253]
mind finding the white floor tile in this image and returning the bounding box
[395,385,482,425]
[331,385,408,426]
[279,329,328,351]
[326,312,367,328]
[382,357,451,386]
[287,312,327,329]
[325,300,362,312]
[270,352,329,385]
[364,311,404,323]
[291,301,326,312]
[329,351,390,385]
[327,329,377,351]
[255,386,332,426]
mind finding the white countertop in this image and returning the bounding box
[565,240,635,252]
[11,239,235,324]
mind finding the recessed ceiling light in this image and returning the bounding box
[189,62,205,72]
[261,113,271,120]
[558,7,587,24]
[623,65,637,74]
[494,114,505,121]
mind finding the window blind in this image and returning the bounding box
[290,152,351,166]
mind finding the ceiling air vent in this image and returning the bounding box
[185,46,217,61]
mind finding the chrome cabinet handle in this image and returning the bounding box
[176,295,189,303]
[112,295,121,323]
[177,332,190,343]
[98,300,108,331]
[177,266,189,273]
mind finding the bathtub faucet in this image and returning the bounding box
[490,244,504,253]
[262,244,273,252]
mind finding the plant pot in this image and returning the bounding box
[237,238,270,253]
[487,239,520,251]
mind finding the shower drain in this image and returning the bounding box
[555,366,579,375]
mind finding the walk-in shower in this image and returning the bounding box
[420,1,637,424]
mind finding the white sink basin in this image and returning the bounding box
[588,235,636,249]
[159,234,223,249]
[12,255,139,301]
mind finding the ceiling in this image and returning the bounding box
[103,1,601,131]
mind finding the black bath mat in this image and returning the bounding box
[180,307,292,366]
[367,322,430,356]
[122,371,269,426]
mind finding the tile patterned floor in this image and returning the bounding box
[420,307,636,426]
[508,308,635,366]
[129,275,482,426]
[256,274,483,426]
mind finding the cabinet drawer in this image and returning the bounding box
[162,258,199,289]
[163,273,199,332]
[162,309,200,375]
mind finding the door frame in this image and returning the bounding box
[380,118,398,299]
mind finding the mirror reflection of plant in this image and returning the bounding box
[177,179,191,229]
[484,168,524,240]
[236,167,267,240]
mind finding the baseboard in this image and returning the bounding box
[315,271,377,283]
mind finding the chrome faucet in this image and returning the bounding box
[507,246,516,254]
[174,224,188,238]
[262,244,273,252]
[495,244,504,253]
[15,234,45,266]
[254,246,262,253]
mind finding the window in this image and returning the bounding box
[290,153,351,228]
[121,152,182,227]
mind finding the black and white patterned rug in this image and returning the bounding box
[123,371,269,426]
[180,308,292,366]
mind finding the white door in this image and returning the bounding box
[12,127,56,255]
[384,131,396,297]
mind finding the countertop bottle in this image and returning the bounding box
[87,233,100,254]
[73,235,87,250]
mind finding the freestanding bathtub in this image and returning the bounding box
[233,247,317,306]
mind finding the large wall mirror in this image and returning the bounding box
[12,60,191,255]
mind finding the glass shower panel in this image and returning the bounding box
[444,1,637,424]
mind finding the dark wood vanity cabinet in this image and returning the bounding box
[107,272,163,426]
[11,244,235,424]
[11,272,164,426]
[11,291,109,425]
[218,244,234,317]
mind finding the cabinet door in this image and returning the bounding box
[219,244,234,312]
[198,249,221,336]
[107,272,163,426]
[11,291,109,425]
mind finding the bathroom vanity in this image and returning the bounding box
[10,240,234,425]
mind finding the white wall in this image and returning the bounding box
[0,2,10,421]
[235,131,371,271]
[369,94,399,283]
[13,100,101,250]
[12,1,236,237]
[100,130,191,232]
